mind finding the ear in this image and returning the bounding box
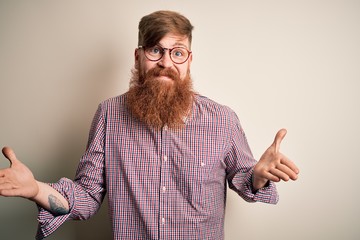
[187,52,193,68]
[134,48,140,69]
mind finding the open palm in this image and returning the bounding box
[0,147,39,199]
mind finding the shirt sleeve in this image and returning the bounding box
[225,110,279,204]
[36,104,107,239]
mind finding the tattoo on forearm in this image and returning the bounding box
[48,194,69,216]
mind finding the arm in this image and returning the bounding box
[0,147,69,215]
[33,181,69,215]
[35,103,107,239]
[1,104,107,239]
[225,113,279,203]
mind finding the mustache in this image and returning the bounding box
[145,67,180,82]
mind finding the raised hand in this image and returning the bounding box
[0,147,39,199]
[253,129,299,190]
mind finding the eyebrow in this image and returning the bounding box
[158,42,189,49]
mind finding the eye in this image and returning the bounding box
[149,46,162,55]
[173,48,186,58]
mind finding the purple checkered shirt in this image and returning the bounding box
[36,94,278,240]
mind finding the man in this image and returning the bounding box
[0,10,299,240]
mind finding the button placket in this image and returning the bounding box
[159,125,170,235]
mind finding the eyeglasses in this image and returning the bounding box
[138,45,192,64]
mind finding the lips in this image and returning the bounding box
[149,67,180,82]
[156,75,173,81]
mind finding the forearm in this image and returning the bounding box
[31,181,69,216]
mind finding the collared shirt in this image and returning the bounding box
[36,94,278,240]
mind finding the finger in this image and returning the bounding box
[1,147,18,166]
[269,168,291,181]
[273,129,287,153]
[280,157,300,174]
[275,164,298,181]
[261,171,281,182]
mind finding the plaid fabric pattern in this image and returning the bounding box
[36,94,278,240]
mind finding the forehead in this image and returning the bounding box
[157,33,190,48]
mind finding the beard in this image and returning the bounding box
[126,66,195,130]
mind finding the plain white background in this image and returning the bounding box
[0,1,359,239]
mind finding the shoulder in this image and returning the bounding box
[96,94,126,112]
[93,94,128,120]
[100,94,126,107]
[191,95,245,141]
[191,94,241,128]
[194,94,237,118]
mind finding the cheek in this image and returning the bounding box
[178,65,190,80]
[137,54,154,71]
[143,61,158,74]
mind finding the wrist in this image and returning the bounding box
[252,175,269,191]
[28,180,41,202]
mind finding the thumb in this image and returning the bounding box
[2,146,19,167]
[272,128,287,153]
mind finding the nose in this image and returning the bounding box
[158,50,173,68]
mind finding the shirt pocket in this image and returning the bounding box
[172,152,215,185]
[171,153,225,202]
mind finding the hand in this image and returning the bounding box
[253,129,299,190]
[0,147,39,199]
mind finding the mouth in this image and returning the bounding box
[145,67,179,83]
[156,75,174,82]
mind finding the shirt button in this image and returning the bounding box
[201,162,205,167]
[163,125,168,131]
[162,218,165,224]
[162,186,166,192]
[163,155,168,162]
